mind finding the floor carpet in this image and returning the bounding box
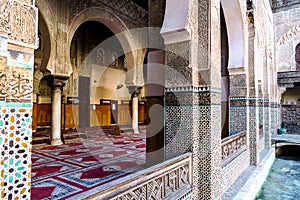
[31,125,146,200]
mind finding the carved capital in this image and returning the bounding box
[127,85,142,97]
[46,75,69,90]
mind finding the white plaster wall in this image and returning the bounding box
[90,65,131,104]
[221,0,244,69]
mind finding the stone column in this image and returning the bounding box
[161,0,222,199]
[145,49,165,166]
[247,6,260,165]
[132,92,139,134]
[263,98,271,149]
[247,98,259,165]
[127,86,141,134]
[47,75,68,145]
[51,86,63,145]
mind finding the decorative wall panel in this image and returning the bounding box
[248,99,259,165]
[263,100,271,148]
[8,1,37,46]
[165,106,193,159]
[1,106,32,200]
[0,0,11,33]
[230,98,247,133]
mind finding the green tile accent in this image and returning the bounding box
[7,61,33,69]
[9,175,13,183]
[22,103,32,108]
[15,172,21,178]
[6,102,22,108]
[0,101,5,107]
[15,160,21,166]
[5,102,32,108]
[9,158,14,165]
[17,166,25,171]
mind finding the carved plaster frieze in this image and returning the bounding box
[277,24,300,46]
[0,0,11,33]
[19,0,32,5]
[70,0,147,26]
[8,1,38,47]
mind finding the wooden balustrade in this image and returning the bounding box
[83,153,193,200]
[221,131,247,167]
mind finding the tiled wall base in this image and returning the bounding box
[1,106,32,199]
[221,150,250,194]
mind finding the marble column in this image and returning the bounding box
[47,75,68,145]
[132,92,139,134]
[51,86,63,145]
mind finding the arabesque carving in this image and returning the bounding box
[0,0,11,33]
[8,1,37,46]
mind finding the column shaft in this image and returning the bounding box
[132,93,139,134]
[51,86,63,145]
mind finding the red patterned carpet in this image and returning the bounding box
[31,126,146,200]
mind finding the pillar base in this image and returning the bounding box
[132,126,140,134]
[51,138,63,146]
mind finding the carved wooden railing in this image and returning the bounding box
[222,131,247,167]
[81,153,193,200]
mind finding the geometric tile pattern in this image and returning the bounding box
[263,100,271,148]
[192,105,221,200]
[1,107,32,200]
[0,35,34,200]
[230,98,247,134]
[165,86,222,199]
[221,149,250,194]
[248,99,259,165]
[165,106,193,159]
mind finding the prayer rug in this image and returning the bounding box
[31,125,146,200]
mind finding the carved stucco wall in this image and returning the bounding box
[274,6,300,72]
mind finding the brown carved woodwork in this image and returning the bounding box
[118,105,131,124]
[36,104,51,127]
